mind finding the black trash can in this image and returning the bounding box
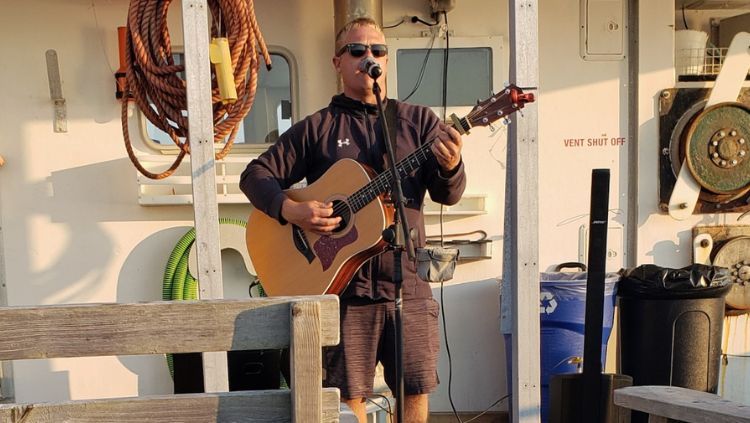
[618,264,731,423]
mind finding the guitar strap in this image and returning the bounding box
[383,98,399,168]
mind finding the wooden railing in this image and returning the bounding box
[0,296,340,422]
[614,385,750,423]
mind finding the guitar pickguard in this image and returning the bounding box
[313,226,359,271]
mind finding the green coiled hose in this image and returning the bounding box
[162,217,259,376]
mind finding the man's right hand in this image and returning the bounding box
[281,198,342,235]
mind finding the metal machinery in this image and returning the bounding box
[660,31,750,312]
[659,87,750,215]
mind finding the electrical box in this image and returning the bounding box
[579,0,626,61]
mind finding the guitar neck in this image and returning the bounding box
[346,85,534,214]
[347,140,436,213]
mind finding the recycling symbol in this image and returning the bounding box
[540,291,558,314]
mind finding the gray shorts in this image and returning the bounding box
[324,297,441,399]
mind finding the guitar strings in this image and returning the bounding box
[328,88,512,219]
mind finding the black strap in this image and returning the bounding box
[383,98,399,152]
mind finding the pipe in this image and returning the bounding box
[333,0,383,35]
[333,0,383,92]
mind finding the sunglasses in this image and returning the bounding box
[336,43,388,58]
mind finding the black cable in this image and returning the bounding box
[440,279,463,423]
[366,393,394,417]
[441,11,450,122]
[441,286,511,423]
[402,32,437,102]
[411,15,440,26]
[441,262,509,423]
[383,18,406,29]
[433,10,509,423]
[439,10,464,421]
[682,4,689,30]
[462,394,511,423]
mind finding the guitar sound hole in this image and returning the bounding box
[331,199,351,234]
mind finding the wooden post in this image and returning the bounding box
[181,0,228,393]
[290,301,323,423]
[507,1,540,422]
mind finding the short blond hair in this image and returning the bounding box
[335,17,384,54]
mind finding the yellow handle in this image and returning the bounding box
[209,38,238,104]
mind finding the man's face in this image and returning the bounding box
[333,24,388,101]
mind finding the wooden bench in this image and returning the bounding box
[614,385,750,423]
[0,296,340,422]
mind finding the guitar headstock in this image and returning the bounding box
[451,84,535,134]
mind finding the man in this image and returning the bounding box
[239,17,466,423]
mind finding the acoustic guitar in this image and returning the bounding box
[246,84,535,296]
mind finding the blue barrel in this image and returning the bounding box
[504,271,619,422]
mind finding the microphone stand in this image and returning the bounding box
[372,77,414,423]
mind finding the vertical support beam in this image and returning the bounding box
[626,0,638,268]
[0,190,13,402]
[290,301,322,423]
[181,0,228,393]
[508,1,540,422]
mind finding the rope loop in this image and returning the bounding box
[122,0,271,179]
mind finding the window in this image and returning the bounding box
[143,49,295,153]
[396,47,493,107]
[385,36,504,118]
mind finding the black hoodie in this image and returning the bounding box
[240,94,466,300]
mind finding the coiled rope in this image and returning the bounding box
[122,0,271,179]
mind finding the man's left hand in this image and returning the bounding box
[431,123,463,173]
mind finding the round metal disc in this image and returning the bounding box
[713,236,750,310]
[670,101,750,204]
[669,100,706,178]
[684,102,750,194]
[713,237,750,271]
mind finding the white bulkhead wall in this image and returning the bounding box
[1,0,733,415]
[538,0,629,273]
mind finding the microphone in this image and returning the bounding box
[359,57,382,79]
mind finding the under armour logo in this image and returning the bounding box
[337,138,350,148]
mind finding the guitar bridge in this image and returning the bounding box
[292,225,316,264]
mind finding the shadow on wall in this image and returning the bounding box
[48,158,195,223]
[116,225,204,397]
[10,159,195,306]
[116,225,258,396]
[644,232,688,268]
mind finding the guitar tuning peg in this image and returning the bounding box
[503,117,511,125]
[489,123,496,132]
[503,81,510,88]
